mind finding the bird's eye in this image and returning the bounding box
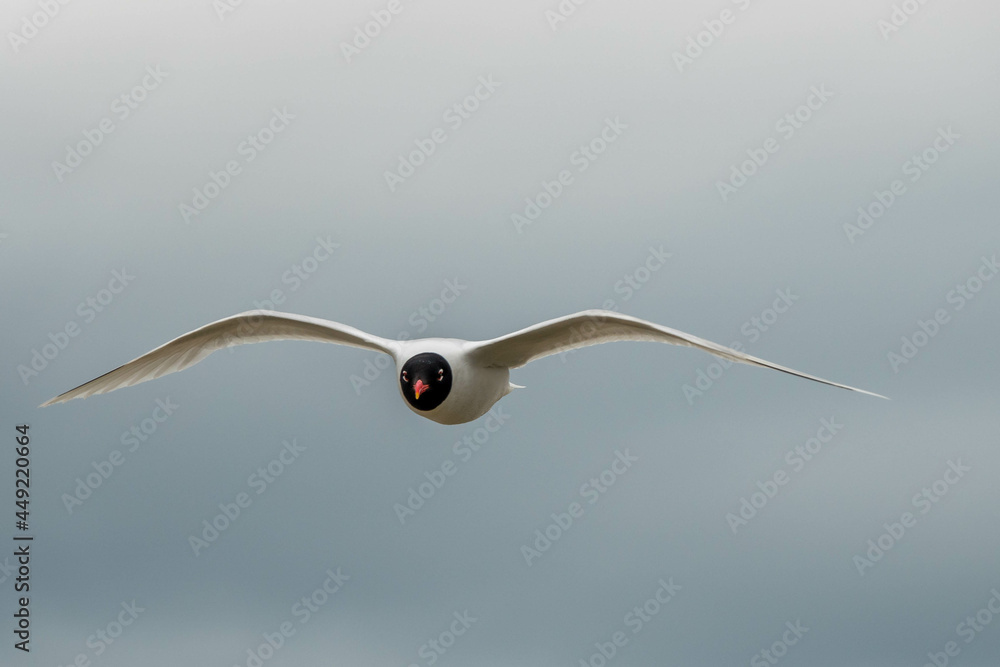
[437,369,444,381]
[401,371,408,382]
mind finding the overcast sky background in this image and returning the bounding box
[2,0,999,665]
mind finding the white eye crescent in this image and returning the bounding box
[437,369,444,380]
[401,371,408,382]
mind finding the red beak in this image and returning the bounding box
[413,379,429,399]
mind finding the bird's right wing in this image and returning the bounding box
[466,309,886,399]
[41,310,399,406]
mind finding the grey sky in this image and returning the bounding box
[2,0,999,665]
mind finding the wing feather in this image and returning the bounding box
[467,310,886,399]
[41,310,398,406]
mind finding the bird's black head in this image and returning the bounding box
[400,353,452,411]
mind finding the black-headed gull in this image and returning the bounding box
[42,309,885,424]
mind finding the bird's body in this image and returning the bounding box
[394,340,514,424]
[41,309,886,423]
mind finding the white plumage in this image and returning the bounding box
[41,309,886,424]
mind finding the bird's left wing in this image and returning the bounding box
[41,310,400,406]
[466,309,886,399]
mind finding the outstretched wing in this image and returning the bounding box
[466,309,886,399]
[41,310,399,406]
